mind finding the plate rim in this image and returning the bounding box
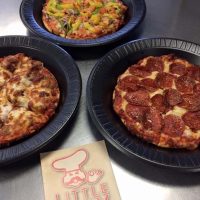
[19,0,146,47]
[86,37,200,170]
[0,35,82,166]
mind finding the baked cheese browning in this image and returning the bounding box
[0,108,48,145]
[0,67,12,87]
[0,95,13,121]
[42,0,127,39]
[0,53,60,146]
[113,54,200,150]
[6,65,60,114]
[0,53,24,73]
[28,87,60,116]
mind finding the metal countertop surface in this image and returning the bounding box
[1,0,200,199]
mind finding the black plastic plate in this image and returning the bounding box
[20,0,146,47]
[0,36,81,166]
[87,38,200,170]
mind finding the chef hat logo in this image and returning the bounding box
[52,149,88,172]
[52,149,103,188]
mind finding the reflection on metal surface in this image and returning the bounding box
[0,20,26,36]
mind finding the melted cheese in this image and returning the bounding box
[149,89,163,98]
[166,106,187,117]
[17,96,29,108]
[146,71,158,80]
[0,68,11,86]
[21,76,31,87]
[120,91,126,97]
[122,100,128,110]
[0,102,12,121]
[171,80,176,89]
[163,61,171,73]
[8,107,25,121]
[196,130,200,136]
[183,126,193,137]
[139,57,149,66]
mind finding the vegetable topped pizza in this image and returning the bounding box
[42,0,127,39]
[113,54,200,150]
[0,53,60,146]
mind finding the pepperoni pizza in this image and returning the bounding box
[0,53,60,146]
[113,54,200,150]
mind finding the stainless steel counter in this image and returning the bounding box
[1,0,200,199]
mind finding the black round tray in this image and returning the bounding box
[20,0,146,47]
[0,36,81,166]
[87,38,200,170]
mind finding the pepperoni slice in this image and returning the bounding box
[151,94,167,113]
[113,89,123,114]
[179,94,200,111]
[138,78,158,92]
[118,75,139,92]
[125,90,151,106]
[165,89,183,106]
[175,75,195,94]
[143,107,163,132]
[145,57,164,72]
[186,66,200,81]
[182,111,200,130]
[129,64,151,78]
[155,72,174,89]
[162,115,185,136]
[194,83,200,93]
[169,62,186,76]
[126,104,147,122]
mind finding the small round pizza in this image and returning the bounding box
[0,53,60,146]
[113,54,200,150]
[42,0,127,39]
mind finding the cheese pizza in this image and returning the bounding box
[113,54,200,150]
[0,53,60,145]
[42,0,127,39]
